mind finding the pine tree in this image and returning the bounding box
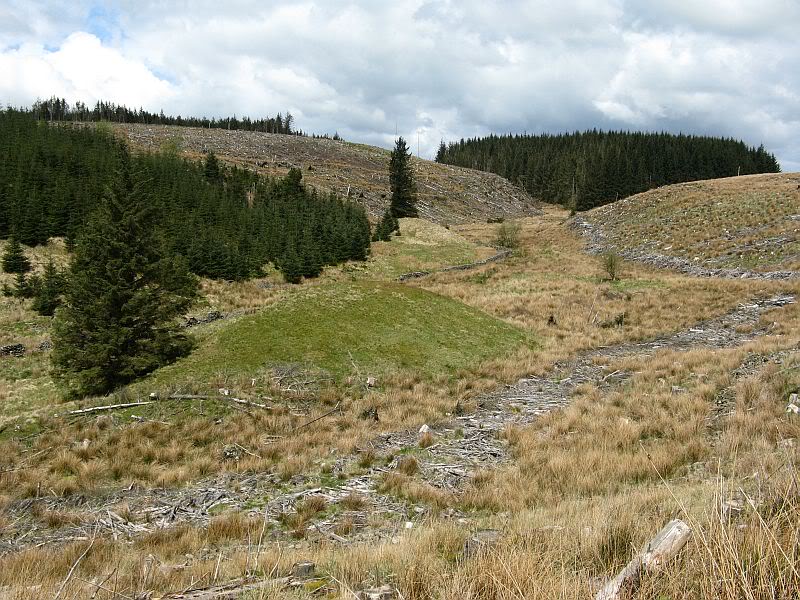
[372,209,398,242]
[52,147,198,398]
[12,271,39,298]
[2,236,31,274]
[435,140,447,163]
[389,137,418,218]
[32,259,65,316]
[204,150,221,183]
[279,244,302,284]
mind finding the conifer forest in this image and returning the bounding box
[436,130,781,210]
[0,109,371,283]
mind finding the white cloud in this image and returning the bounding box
[0,1,797,169]
[0,31,173,109]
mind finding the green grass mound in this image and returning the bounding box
[149,281,532,386]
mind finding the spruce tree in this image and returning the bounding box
[372,209,398,242]
[12,271,39,298]
[204,150,221,183]
[52,146,198,398]
[279,245,302,284]
[2,236,31,274]
[388,137,418,218]
[32,259,65,316]
[435,140,447,163]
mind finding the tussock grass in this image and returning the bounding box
[1,207,798,598]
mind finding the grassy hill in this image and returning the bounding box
[115,123,540,225]
[147,280,533,388]
[582,172,800,272]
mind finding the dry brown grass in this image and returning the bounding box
[1,209,798,598]
[418,208,789,387]
[396,456,419,476]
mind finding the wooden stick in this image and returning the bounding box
[54,529,97,600]
[595,519,691,600]
[68,401,155,416]
[290,403,340,433]
[87,569,118,600]
[75,577,134,600]
[165,394,272,409]
[67,394,272,417]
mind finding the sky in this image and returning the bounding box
[1,0,798,171]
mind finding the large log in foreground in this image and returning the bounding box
[595,519,691,600]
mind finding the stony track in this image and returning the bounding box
[572,217,799,280]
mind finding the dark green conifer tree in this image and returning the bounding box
[11,271,39,298]
[389,137,418,218]
[435,140,447,163]
[2,236,31,274]
[32,259,65,316]
[204,150,222,183]
[279,244,302,284]
[52,146,198,398]
[372,209,398,242]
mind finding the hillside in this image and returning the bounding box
[576,172,800,276]
[1,206,798,598]
[114,123,540,224]
[436,130,780,210]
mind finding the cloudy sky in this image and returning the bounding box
[1,0,798,170]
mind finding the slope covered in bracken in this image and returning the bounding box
[115,123,540,225]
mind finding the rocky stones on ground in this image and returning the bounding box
[0,343,25,357]
[356,585,396,600]
[787,393,800,414]
[183,311,225,328]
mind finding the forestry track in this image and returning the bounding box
[572,216,800,280]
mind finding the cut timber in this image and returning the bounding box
[595,519,691,600]
[162,576,288,599]
[68,401,155,415]
[66,393,271,417]
[164,394,272,410]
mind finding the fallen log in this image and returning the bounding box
[162,576,288,599]
[66,393,271,417]
[68,401,155,415]
[163,394,272,410]
[595,519,691,600]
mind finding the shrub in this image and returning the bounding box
[494,220,521,249]
[603,251,622,281]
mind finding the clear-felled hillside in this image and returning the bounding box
[115,123,540,225]
[583,172,800,273]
